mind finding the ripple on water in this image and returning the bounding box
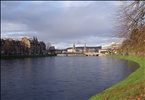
[1,57,139,100]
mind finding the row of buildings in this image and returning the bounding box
[55,43,101,54]
[66,43,101,53]
[1,37,55,56]
[99,42,121,55]
[55,42,121,55]
[1,36,121,56]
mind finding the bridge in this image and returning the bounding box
[84,52,99,56]
[56,52,100,56]
[57,52,84,56]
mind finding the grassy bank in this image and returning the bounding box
[1,54,56,59]
[90,55,145,100]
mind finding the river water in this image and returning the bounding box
[1,57,139,100]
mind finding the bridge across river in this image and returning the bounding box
[56,52,100,56]
[85,52,99,56]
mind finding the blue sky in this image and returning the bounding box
[1,1,124,49]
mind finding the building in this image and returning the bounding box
[27,37,46,55]
[66,43,101,53]
[47,46,55,54]
[0,39,5,55]
[0,37,46,55]
[99,42,121,55]
[67,43,76,53]
[110,42,121,54]
[14,39,22,55]
[84,43,86,53]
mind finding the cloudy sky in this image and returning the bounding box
[1,1,123,49]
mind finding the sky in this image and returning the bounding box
[1,1,124,49]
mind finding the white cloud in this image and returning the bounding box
[1,22,28,32]
[61,1,93,8]
[1,1,121,49]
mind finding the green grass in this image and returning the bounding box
[90,55,145,100]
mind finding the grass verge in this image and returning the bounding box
[90,55,145,100]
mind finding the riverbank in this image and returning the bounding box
[90,55,145,100]
[0,54,56,59]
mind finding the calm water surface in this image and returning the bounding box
[1,57,139,100]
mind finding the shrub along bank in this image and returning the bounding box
[90,55,145,100]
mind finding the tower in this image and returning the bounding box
[84,42,86,53]
[73,43,76,53]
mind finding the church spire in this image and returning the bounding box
[73,42,76,53]
[84,42,86,53]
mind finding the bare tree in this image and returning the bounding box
[116,0,145,56]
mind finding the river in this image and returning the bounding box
[1,56,139,100]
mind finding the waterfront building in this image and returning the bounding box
[47,46,55,54]
[72,43,76,53]
[0,37,46,55]
[66,43,101,53]
[99,42,121,55]
[67,49,74,53]
[84,43,86,53]
[56,49,63,53]
[67,43,76,53]
[110,42,121,54]
[14,39,22,55]
[25,37,46,55]
[0,39,5,55]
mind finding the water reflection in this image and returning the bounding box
[1,57,139,100]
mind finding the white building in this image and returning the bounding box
[67,43,76,53]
